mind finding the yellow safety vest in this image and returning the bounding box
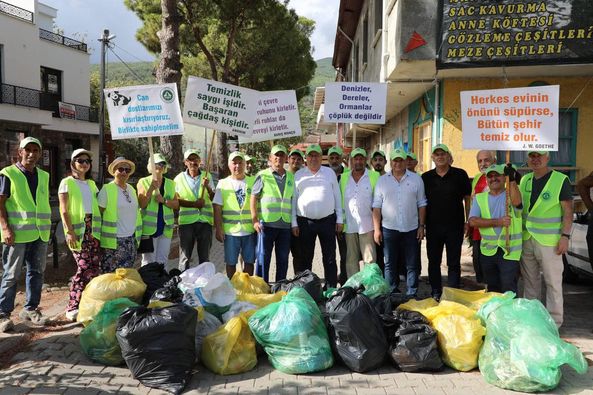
[475,192,522,261]
[60,176,101,251]
[174,171,214,226]
[138,176,175,238]
[219,176,255,235]
[339,169,379,233]
[100,182,142,249]
[519,171,567,246]
[258,169,294,223]
[0,165,51,243]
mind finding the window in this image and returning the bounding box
[40,66,62,97]
[363,15,369,64]
[418,122,432,173]
[375,0,383,33]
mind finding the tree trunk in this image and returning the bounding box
[156,0,183,175]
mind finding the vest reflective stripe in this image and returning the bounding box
[174,171,214,225]
[100,182,142,249]
[138,176,175,238]
[60,177,101,251]
[339,169,379,233]
[259,169,293,223]
[219,176,255,235]
[519,171,566,246]
[475,192,522,261]
[0,165,51,243]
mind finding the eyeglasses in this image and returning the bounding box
[121,188,132,203]
[155,162,167,168]
[74,158,92,165]
[117,167,132,173]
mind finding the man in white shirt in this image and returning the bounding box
[373,149,427,296]
[292,144,343,287]
[340,148,378,278]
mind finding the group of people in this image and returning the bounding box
[0,136,573,333]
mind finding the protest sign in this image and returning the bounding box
[104,83,183,140]
[239,90,302,144]
[461,85,559,151]
[323,82,387,124]
[183,77,259,137]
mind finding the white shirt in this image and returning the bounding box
[58,178,93,214]
[372,170,427,232]
[98,184,139,237]
[292,165,342,227]
[343,169,374,234]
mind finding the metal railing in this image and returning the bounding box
[0,82,98,122]
[39,28,88,53]
[0,0,33,22]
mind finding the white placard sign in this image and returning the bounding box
[239,90,302,144]
[323,82,387,124]
[104,83,184,140]
[461,85,559,151]
[183,77,259,137]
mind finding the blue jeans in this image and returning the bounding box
[0,239,48,315]
[480,248,519,293]
[224,233,256,265]
[383,227,419,296]
[256,225,290,282]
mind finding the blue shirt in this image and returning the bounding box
[469,192,521,236]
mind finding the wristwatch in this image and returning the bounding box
[561,233,571,239]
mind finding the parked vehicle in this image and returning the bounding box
[563,207,593,282]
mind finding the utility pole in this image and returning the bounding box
[98,29,114,186]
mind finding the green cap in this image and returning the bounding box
[390,149,407,161]
[306,144,322,155]
[152,153,168,164]
[271,144,287,155]
[432,143,450,154]
[485,164,506,175]
[406,152,417,160]
[328,146,343,156]
[289,149,304,158]
[350,148,367,158]
[229,151,245,162]
[371,150,386,159]
[527,150,549,156]
[19,136,42,149]
[183,149,200,160]
[244,154,254,162]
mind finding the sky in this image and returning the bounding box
[42,0,339,64]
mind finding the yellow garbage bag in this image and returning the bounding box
[441,287,502,311]
[237,291,286,308]
[77,268,146,326]
[231,272,270,294]
[398,297,439,315]
[421,301,486,372]
[201,311,257,375]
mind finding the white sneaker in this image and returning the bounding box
[65,309,78,322]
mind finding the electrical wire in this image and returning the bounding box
[107,46,149,84]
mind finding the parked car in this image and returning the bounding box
[563,208,593,282]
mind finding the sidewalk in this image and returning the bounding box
[0,238,592,394]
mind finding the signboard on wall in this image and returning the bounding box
[438,0,593,68]
[461,85,559,151]
[323,82,387,124]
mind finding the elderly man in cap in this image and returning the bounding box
[371,150,387,176]
[340,148,379,278]
[292,144,343,287]
[422,144,471,299]
[373,149,426,296]
[0,137,50,330]
[175,149,215,271]
[469,164,522,293]
[519,151,572,327]
[250,144,293,282]
[327,145,348,284]
[245,154,255,176]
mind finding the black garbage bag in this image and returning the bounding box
[372,292,413,339]
[326,286,387,372]
[138,263,171,305]
[116,304,197,394]
[151,276,183,303]
[389,309,443,372]
[271,270,323,302]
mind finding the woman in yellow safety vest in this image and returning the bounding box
[137,153,179,267]
[98,157,142,273]
[58,149,102,321]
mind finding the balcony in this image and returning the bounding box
[0,82,98,123]
[39,28,88,53]
[0,0,33,23]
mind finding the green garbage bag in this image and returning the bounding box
[80,298,138,365]
[248,288,333,374]
[343,263,390,299]
[477,293,588,392]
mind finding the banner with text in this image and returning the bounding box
[104,83,183,140]
[323,82,387,124]
[183,77,259,137]
[239,90,302,144]
[461,85,559,151]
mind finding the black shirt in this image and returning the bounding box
[422,166,471,227]
[528,170,572,211]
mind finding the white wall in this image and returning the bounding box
[5,0,34,12]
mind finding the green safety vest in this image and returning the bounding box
[519,171,567,247]
[258,168,294,223]
[174,171,214,226]
[100,182,142,249]
[219,176,255,235]
[60,177,101,251]
[138,176,176,238]
[0,165,51,243]
[339,169,379,233]
[475,192,522,261]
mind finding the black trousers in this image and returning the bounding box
[426,224,464,296]
[337,233,347,284]
[472,239,483,283]
[297,213,338,287]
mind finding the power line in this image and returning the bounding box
[107,46,150,84]
[112,42,153,64]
